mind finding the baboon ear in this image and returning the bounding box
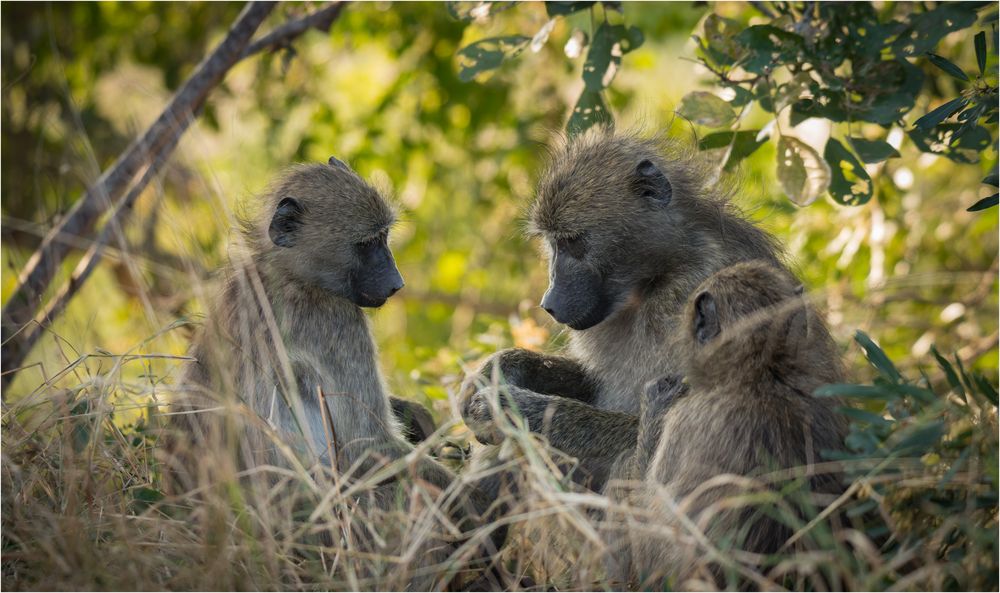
[635,159,672,205]
[269,197,305,248]
[328,156,350,171]
[693,291,720,344]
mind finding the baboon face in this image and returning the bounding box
[531,132,682,330]
[266,158,403,307]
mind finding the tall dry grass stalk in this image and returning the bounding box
[2,273,996,592]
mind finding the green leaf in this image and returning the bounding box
[967,193,999,212]
[815,383,895,400]
[973,374,999,407]
[852,59,924,125]
[913,97,968,130]
[926,52,970,81]
[735,25,805,74]
[855,331,902,384]
[697,130,766,169]
[545,1,594,17]
[567,89,612,136]
[824,138,873,206]
[700,14,744,69]
[848,137,901,163]
[456,36,531,82]
[931,346,965,399]
[975,31,987,75]
[131,487,165,512]
[582,24,643,91]
[676,91,736,128]
[891,4,978,57]
[908,123,992,164]
[891,421,945,455]
[776,136,831,206]
[839,407,893,428]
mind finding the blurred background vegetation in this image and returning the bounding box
[1,2,997,590]
[2,1,995,418]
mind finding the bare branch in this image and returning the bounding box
[241,2,348,59]
[2,2,275,371]
[1,2,351,386]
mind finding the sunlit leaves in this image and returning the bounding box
[677,91,736,127]
[697,130,766,170]
[913,97,969,130]
[446,1,515,22]
[848,137,900,163]
[908,123,992,164]
[568,22,642,135]
[890,3,978,57]
[456,36,530,82]
[735,25,804,74]
[567,90,612,136]
[545,1,595,17]
[581,23,643,91]
[776,136,831,206]
[824,138,872,206]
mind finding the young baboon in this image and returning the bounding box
[461,125,785,492]
[609,261,848,589]
[163,157,487,531]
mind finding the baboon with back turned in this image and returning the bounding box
[163,158,490,557]
[461,125,786,494]
[606,261,848,588]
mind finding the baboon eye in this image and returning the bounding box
[635,159,672,205]
[556,234,587,259]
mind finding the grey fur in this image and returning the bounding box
[162,161,487,532]
[607,261,848,589]
[461,125,785,496]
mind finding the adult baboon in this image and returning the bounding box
[163,157,486,527]
[607,261,848,589]
[461,126,784,492]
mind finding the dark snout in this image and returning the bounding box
[540,262,611,330]
[352,243,405,308]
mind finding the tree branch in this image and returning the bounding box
[1,1,348,387]
[240,2,347,58]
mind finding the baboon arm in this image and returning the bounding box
[389,396,437,445]
[503,387,638,460]
[462,348,599,404]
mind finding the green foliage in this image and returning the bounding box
[450,1,643,136]
[818,332,998,591]
[685,2,998,209]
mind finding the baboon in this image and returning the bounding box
[608,261,848,588]
[163,158,490,552]
[461,125,785,493]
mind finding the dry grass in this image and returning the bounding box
[3,337,997,591]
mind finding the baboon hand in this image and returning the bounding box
[462,387,505,445]
[642,375,688,420]
[459,349,528,417]
[463,385,545,446]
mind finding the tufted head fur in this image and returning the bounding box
[527,125,780,330]
[682,260,843,399]
[245,159,402,308]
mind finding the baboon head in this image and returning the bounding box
[261,157,403,307]
[529,126,722,330]
[681,261,837,389]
